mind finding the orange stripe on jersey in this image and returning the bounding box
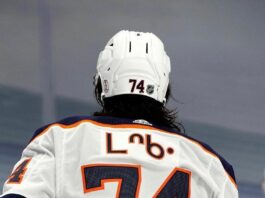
[29,118,237,188]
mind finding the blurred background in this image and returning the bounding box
[0,0,265,197]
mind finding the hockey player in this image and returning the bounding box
[1,30,238,197]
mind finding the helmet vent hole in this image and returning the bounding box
[107,67,110,71]
[109,43,113,46]
[146,43,148,54]
[137,33,140,36]
[129,41,132,52]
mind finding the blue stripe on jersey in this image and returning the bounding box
[1,194,26,198]
[29,115,237,184]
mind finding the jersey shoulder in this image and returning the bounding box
[183,133,237,186]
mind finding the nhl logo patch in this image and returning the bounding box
[133,119,152,126]
[146,85,154,95]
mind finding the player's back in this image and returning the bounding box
[1,116,238,198]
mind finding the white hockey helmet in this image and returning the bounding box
[95,30,171,103]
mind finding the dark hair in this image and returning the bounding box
[93,77,184,133]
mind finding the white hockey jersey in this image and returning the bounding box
[1,116,238,198]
